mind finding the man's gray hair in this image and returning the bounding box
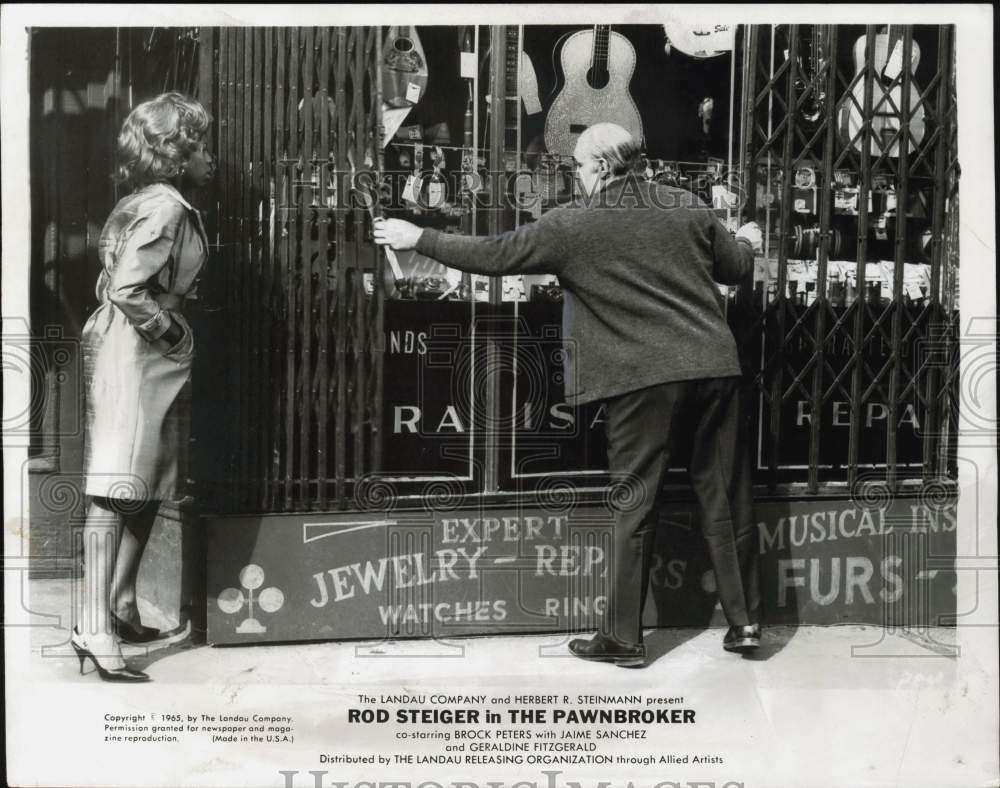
[577,122,642,176]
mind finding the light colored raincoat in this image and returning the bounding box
[82,182,207,501]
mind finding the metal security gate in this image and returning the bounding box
[735,25,959,494]
[196,28,385,514]
[188,24,961,515]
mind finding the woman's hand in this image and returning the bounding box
[155,312,194,361]
[373,218,422,251]
[159,319,185,349]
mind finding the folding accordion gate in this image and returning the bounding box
[194,27,386,515]
[734,25,959,494]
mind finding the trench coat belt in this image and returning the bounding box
[154,293,186,311]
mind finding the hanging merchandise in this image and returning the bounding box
[661,18,735,58]
[424,146,448,210]
[544,26,643,155]
[381,107,413,147]
[837,26,925,157]
[381,26,429,108]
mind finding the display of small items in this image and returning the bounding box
[378,144,749,302]
[752,258,934,311]
[754,162,935,265]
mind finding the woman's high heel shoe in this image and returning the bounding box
[70,629,150,683]
[111,612,161,644]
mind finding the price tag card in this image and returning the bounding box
[905,281,924,301]
[460,51,477,79]
[381,106,412,148]
[427,179,445,208]
[406,82,422,104]
[883,40,904,80]
[402,175,418,204]
[711,184,738,210]
[522,91,543,116]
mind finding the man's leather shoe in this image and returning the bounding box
[568,634,645,667]
[723,624,761,653]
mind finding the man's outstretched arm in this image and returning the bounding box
[375,212,567,277]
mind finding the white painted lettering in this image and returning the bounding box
[331,566,357,601]
[866,402,888,427]
[436,549,460,581]
[548,403,575,430]
[810,557,841,605]
[778,559,806,607]
[309,572,330,607]
[880,556,903,603]
[458,546,486,579]
[394,406,421,433]
[436,405,466,432]
[535,545,557,576]
[845,557,875,604]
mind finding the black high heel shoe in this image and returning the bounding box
[70,629,150,683]
[111,612,161,644]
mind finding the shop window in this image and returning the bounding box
[194,24,959,514]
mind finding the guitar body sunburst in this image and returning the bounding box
[544,27,644,156]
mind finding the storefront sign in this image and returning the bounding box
[207,497,956,644]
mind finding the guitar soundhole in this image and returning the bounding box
[394,38,413,53]
[586,66,610,91]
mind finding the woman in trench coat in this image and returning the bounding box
[72,92,214,682]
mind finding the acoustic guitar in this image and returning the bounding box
[382,26,429,109]
[838,26,925,157]
[544,26,644,156]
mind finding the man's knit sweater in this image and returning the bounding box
[415,176,755,406]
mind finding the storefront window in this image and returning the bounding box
[194,23,957,513]
[737,25,958,490]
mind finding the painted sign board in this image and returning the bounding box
[207,496,956,644]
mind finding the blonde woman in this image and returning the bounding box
[73,93,214,682]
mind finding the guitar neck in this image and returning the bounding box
[505,27,519,97]
[504,26,520,152]
[591,25,610,73]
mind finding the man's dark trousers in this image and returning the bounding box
[602,376,760,646]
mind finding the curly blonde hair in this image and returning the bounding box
[115,92,211,188]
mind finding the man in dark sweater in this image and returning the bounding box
[375,122,763,667]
